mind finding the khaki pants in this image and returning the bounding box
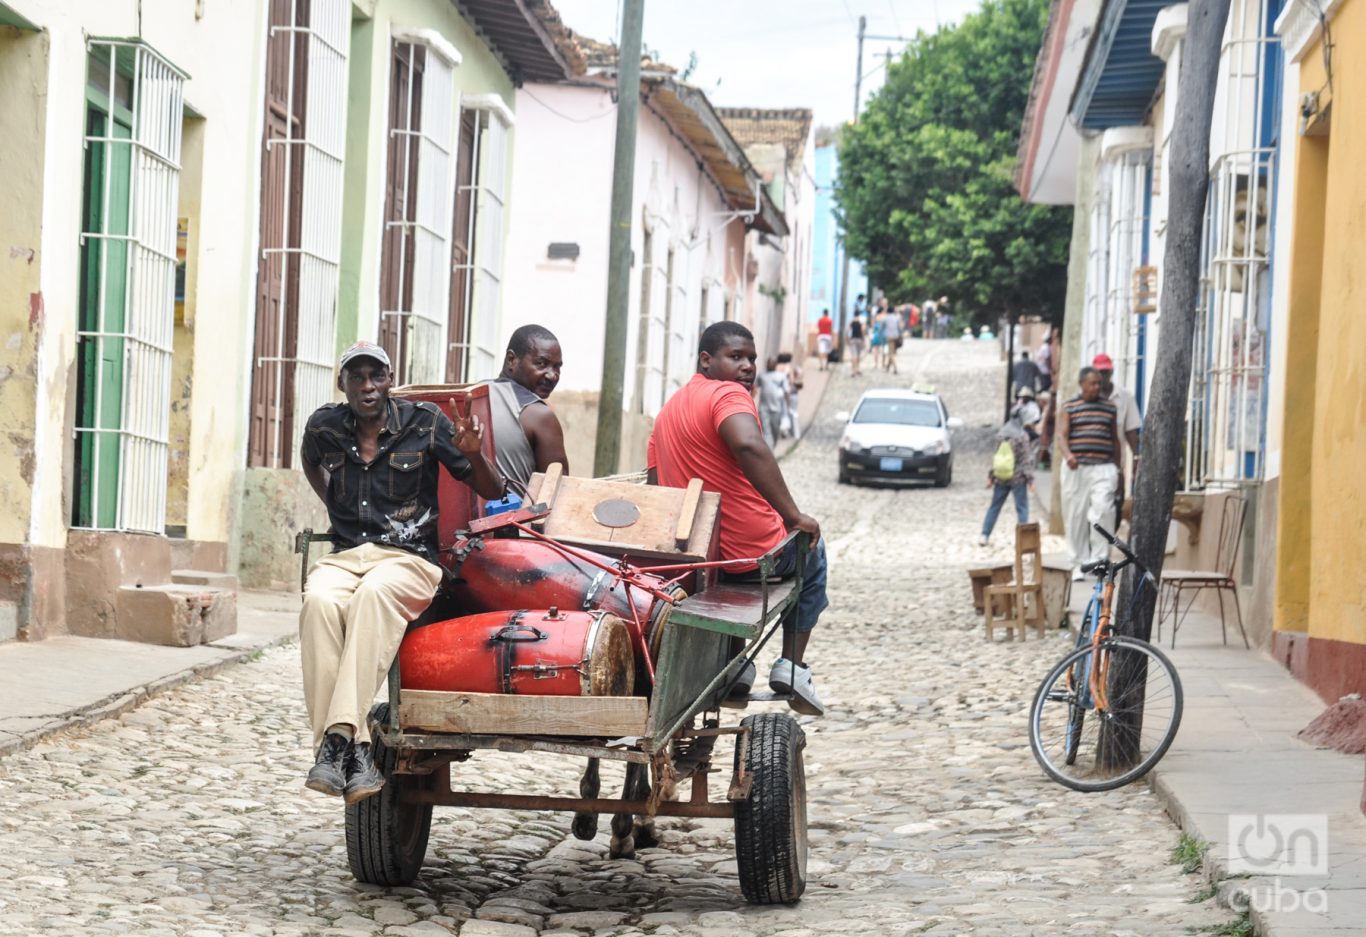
[300,543,443,746]
[1061,462,1119,568]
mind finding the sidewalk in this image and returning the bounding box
[1063,584,1366,934]
[0,589,299,759]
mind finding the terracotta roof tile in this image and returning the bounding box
[715,107,814,171]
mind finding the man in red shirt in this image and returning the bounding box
[815,309,834,371]
[647,322,828,715]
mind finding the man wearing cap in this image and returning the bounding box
[298,341,504,804]
[1091,353,1142,476]
[1014,385,1042,437]
[1057,367,1121,579]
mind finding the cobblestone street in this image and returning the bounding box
[0,340,1236,937]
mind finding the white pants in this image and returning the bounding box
[1061,462,1119,567]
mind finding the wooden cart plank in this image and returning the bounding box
[670,580,798,636]
[675,478,704,543]
[400,690,648,736]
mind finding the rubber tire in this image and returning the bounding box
[934,456,952,488]
[345,704,434,885]
[734,713,808,905]
[1028,636,1183,792]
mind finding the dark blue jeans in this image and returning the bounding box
[981,482,1029,537]
[721,538,829,633]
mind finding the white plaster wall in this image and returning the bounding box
[502,81,738,416]
[15,0,268,547]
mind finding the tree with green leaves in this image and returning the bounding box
[834,0,1071,326]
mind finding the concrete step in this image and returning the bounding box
[116,584,237,647]
[172,569,240,592]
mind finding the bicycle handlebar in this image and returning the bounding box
[1091,523,1155,584]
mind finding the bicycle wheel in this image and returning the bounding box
[1029,636,1183,792]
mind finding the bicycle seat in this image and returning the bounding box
[1080,559,1108,575]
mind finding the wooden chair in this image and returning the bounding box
[984,523,1046,641]
[1157,495,1249,648]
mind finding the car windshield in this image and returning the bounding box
[852,398,942,427]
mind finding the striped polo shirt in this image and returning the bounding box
[1063,395,1118,465]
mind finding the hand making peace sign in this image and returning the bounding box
[450,396,484,456]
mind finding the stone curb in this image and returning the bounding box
[0,632,296,761]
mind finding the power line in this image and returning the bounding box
[887,0,903,35]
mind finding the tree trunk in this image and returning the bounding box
[1101,0,1231,769]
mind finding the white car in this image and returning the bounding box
[836,389,963,487]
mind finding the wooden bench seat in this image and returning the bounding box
[669,579,798,639]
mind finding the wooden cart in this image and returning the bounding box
[298,470,811,905]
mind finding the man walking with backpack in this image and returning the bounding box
[978,410,1035,546]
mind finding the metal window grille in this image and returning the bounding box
[1186,0,1277,490]
[381,39,456,386]
[450,102,509,382]
[76,40,185,533]
[1102,151,1151,394]
[251,0,350,468]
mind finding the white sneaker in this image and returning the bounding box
[728,661,756,699]
[1072,567,1085,582]
[769,658,825,716]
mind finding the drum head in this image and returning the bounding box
[587,614,635,697]
[592,498,641,528]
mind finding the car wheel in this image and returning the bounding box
[934,456,952,488]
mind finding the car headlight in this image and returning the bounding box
[840,431,858,451]
[925,440,947,455]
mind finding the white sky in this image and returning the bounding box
[551,0,986,131]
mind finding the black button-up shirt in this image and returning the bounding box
[301,398,473,565]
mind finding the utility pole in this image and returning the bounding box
[1103,0,1232,771]
[834,15,866,359]
[593,0,644,478]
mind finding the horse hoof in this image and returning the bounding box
[632,821,660,850]
[609,834,635,860]
[571,813,599,841]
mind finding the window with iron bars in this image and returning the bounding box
[1082,142,1150,399]
[74,40,185,533]
[1186,0,1279,490]
[249,0,350,469]
[379,36,458,387]
[448,98,511,384]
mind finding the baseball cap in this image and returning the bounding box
[1092,353,1115,370]
[339,340,391,371]
[1015,386,1036,399]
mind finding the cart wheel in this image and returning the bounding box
[733,713,808,904]
[345,704,433,886]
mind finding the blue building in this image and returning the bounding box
[810,142,868,325]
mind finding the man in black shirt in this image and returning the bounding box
[1012,351,1041,395]
[298,341,503,803]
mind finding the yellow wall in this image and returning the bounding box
[0,26,46,545]
[1277,0,1366,644]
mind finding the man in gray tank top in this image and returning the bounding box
[487,324,569,487]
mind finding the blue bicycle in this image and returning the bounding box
[1028,524,1183,791]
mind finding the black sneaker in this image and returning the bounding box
[305,732,350,796]
[343,742,386,805]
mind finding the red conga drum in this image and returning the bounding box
[446,537,684,668]
[399,609,635,697]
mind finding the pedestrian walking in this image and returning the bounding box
[815,309,834,371]
[979,411,1035,545]
[754,357,789,449]
[298,341,504,804]
[869,305,887,370]
[936,298,951,339]
[776,352,803,439]
[921,298,937,338]
[1036,328,1055,392]
[881,301,903,374]
[1057,367,1121,579]
[1012,351,1040,395]
[847,311,866,376]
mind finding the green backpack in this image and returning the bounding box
[992,439,1016,482]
